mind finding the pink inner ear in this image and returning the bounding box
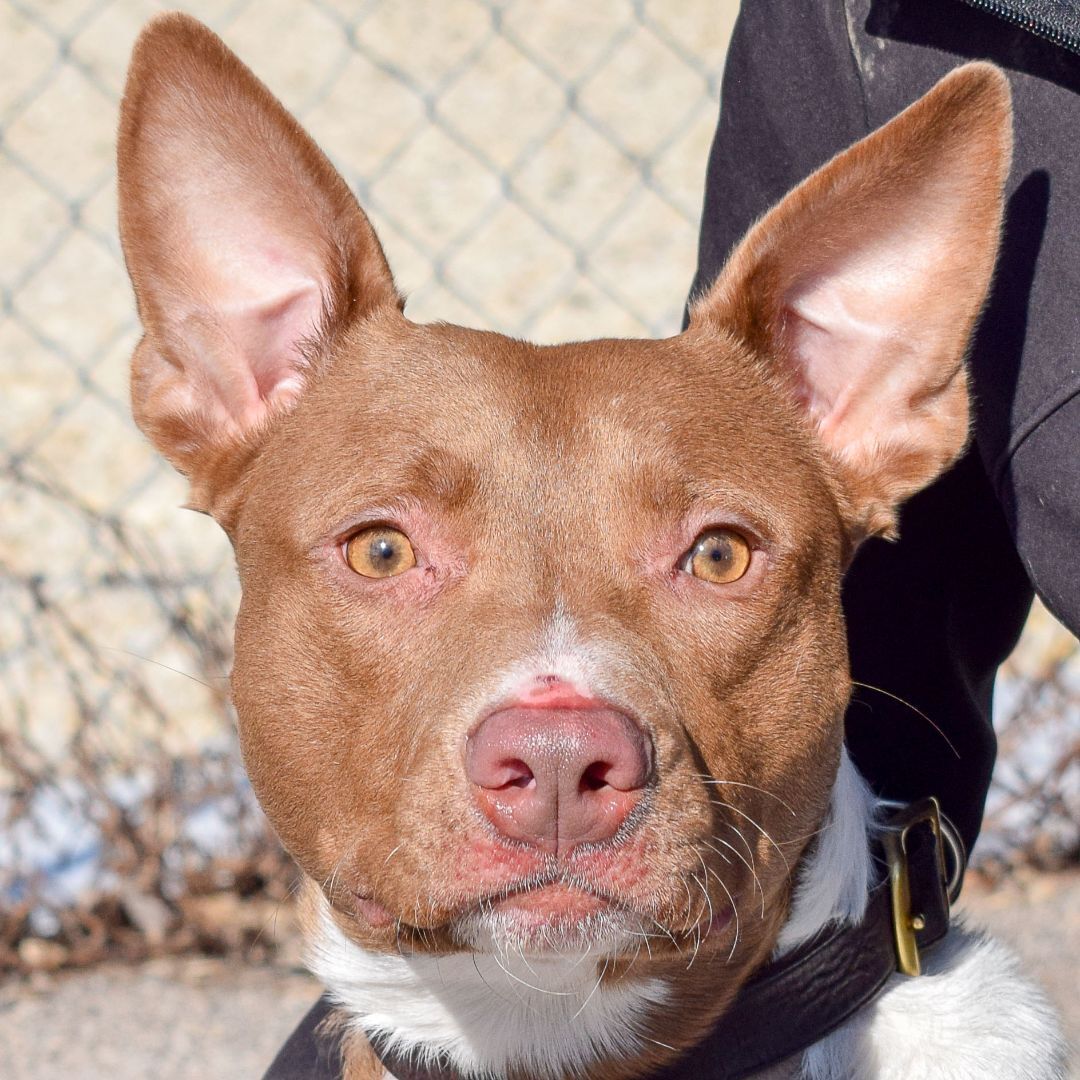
[217,279,324,423]
[783,279,893,434]
[120,13,402,480]
[168,201,331,432]
[779,234,949,453]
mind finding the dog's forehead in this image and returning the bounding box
[255,314,833,534]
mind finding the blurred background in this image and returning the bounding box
[1,0,1077,1075]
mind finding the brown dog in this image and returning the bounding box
[117,14,1064,1080]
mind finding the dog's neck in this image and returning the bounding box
[305,749,877,1080]
[775,747,876,955]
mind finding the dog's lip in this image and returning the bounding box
[486,881,616,918]
[348,878,623,927]
[350,891,394,928]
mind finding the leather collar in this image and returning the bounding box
[263,799,961,1080]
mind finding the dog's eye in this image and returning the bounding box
[683,528,752,584]
[344,527,417,578]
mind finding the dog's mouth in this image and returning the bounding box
[350,873,736,956]
[461,879,735,955]
[474,878,626,938]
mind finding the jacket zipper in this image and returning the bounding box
[959,0,1080,55]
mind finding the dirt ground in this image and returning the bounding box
[1,870,1076,1079]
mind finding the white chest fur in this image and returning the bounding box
[307,904,670,1079]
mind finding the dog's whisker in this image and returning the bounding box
[624,926,655,961]
[710,798,791,875]
[693,776,798,816]
[470,952,511,1005]
[569,939,598,971]
[850,680,961,759]
[519,941,540,978]
[96,645,224,690]
[679,875,695,919]
[647,915,681,953]
[694,850,715,926]
[321,843,356,909]
[570,955,610,1022]
[702,838,732,864]
[485,946,534,1010]
[718,820,758,872]
[705,864,741,963]
[249,873,306,957]
[686,869,712,970]
[688,910,704,970]
[641,1035,679,1053]
[488,945,574,998]
[704,836,765,919]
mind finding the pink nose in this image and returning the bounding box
[465,706,653,855]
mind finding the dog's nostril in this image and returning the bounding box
[580,761,612,792]
[476,757,536,790]
[502,760,535,789]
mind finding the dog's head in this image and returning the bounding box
[117,12,1010,1070]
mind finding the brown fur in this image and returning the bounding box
[117,15,1010,1079]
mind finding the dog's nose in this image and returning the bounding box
[466,706,653,855]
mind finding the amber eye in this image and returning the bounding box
[344,527,417,578]
[684,528,752,584]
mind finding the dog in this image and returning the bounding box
[116,14,1066,1080]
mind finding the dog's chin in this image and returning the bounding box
[450,885,646,955]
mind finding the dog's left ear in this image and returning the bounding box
[690,63,1012,537]
[117,14,401,510]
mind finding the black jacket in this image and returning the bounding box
[690,0,1080,853]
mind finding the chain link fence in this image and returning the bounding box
[1,0,1077,973]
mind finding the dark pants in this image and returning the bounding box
[690,0,1080,853]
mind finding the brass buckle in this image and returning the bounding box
[881,797,947,977]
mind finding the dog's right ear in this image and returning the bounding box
[690,63,1012,540]
[118,14,400,509]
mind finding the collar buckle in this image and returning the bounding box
[881,796,952,976]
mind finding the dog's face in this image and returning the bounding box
[228,316,850,970]
[117,12,1010,1023]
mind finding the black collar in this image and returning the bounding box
[263,799,960,1080]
